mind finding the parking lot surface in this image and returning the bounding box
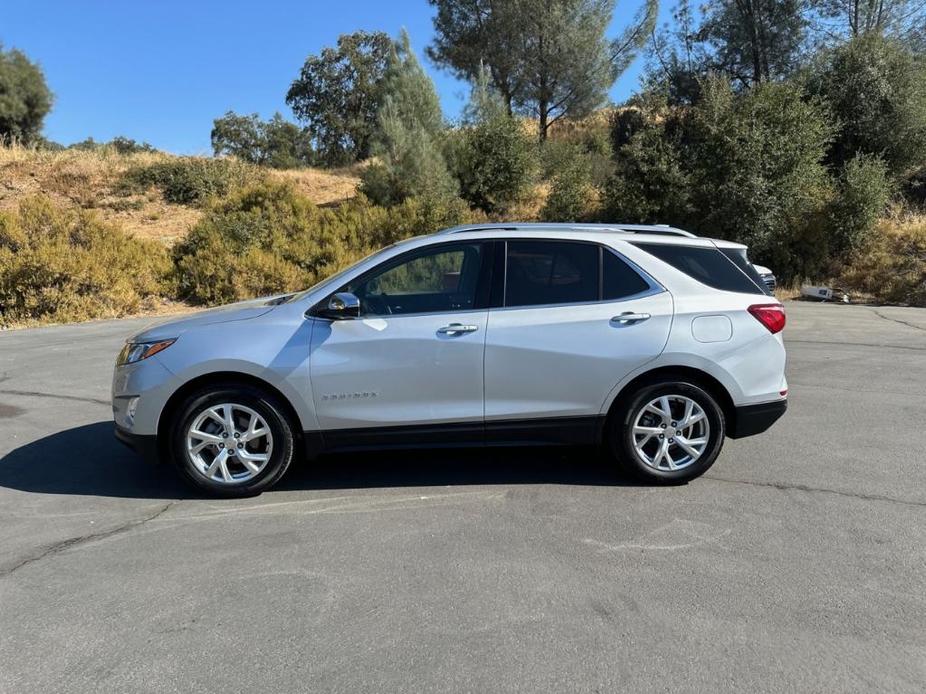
[1,301,924,693]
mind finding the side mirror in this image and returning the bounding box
[318,292,360,320]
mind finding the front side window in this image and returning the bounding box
[344,243,484,316]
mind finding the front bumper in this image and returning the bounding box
[114,424,161,464]
[728,399,787,438]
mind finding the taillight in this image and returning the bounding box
[748,303,786,334]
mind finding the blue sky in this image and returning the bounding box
[4,0,667,154]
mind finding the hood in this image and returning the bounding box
[130,294,290,341]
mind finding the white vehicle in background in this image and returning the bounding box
[752,264,777,292]
[112,222,788,497]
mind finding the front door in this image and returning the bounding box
[309,241,491,447]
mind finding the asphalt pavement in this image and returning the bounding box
[0,301,924,693]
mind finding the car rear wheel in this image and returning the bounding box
[170,384,294,497]
[610,380,725,483]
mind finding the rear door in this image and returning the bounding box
[483,239,672,433]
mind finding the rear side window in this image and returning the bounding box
[505,241,598,307]
[633,243,766,295]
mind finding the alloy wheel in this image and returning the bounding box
[185,403,273,484]
[631,395,710,471]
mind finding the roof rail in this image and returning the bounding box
[436,222,697,238]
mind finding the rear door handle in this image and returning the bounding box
[611,312,651,324]
[437,323,479,335]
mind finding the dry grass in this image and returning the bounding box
[269,163,361,207]
[837,211,926,306]
[0,144,359,244]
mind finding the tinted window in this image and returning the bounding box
[633,243,765,295]
[345,243,483,316]
[505,241,598,307]
[718,247,772,296]
[603,249,651,299]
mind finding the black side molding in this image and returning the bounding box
[306,415,605,456]
[728,400,787,439]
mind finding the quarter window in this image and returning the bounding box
[633,243,766,295]
[603,249,651,300]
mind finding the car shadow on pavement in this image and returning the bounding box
[281,446,635,492]
[0,421,192,499]
[0,421,644,499]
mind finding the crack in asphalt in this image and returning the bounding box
[867,307,926,333]
[704,475,926,509]
[0,389,110,406]
[0,502,175,578]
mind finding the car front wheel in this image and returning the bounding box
[170,384,295,497]
[610,380,725,483]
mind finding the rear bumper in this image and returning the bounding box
[728,399,787,438]
[114,424,161,464]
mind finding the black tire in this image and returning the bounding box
[169,383,295,497]
[608,379,725,484]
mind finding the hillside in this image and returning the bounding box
[0,146,361,244]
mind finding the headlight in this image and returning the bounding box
[117,338,176,366]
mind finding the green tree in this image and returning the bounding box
[286,31,391,165]
[360,31,458,205]
[685,78,835,276]
[428,0,657,140]
[68,136,156,153]
[646,0,808,101]
[645,0,708,104]
[606,79,836,280]
[427,0,524,114]
[542,156,596,221]
[604,106,693,223]
[0,44,53,144]
[814,0,926,42]
[702,0,808,87]
[804,34,926,177]
[827,154,891,257]
[211,112,313,168]
[447,65,535,212]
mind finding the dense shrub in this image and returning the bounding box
[0,196,171,325]
[447,116,536,213]
[542,157,595,222]
[121,158,262,205]
[545,115,612,187]
[173,181,475,304]
[685,79,834,273]
[827,155,891,258]
[805,34,926,177]
[69,136,157,154]
[839,218,926,306]
[604,113,692,224]
[605,78,834,281]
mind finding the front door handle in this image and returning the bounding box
[611,312,651,324]
[437,323,479,335]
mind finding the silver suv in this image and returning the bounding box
[113,223,787,497]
